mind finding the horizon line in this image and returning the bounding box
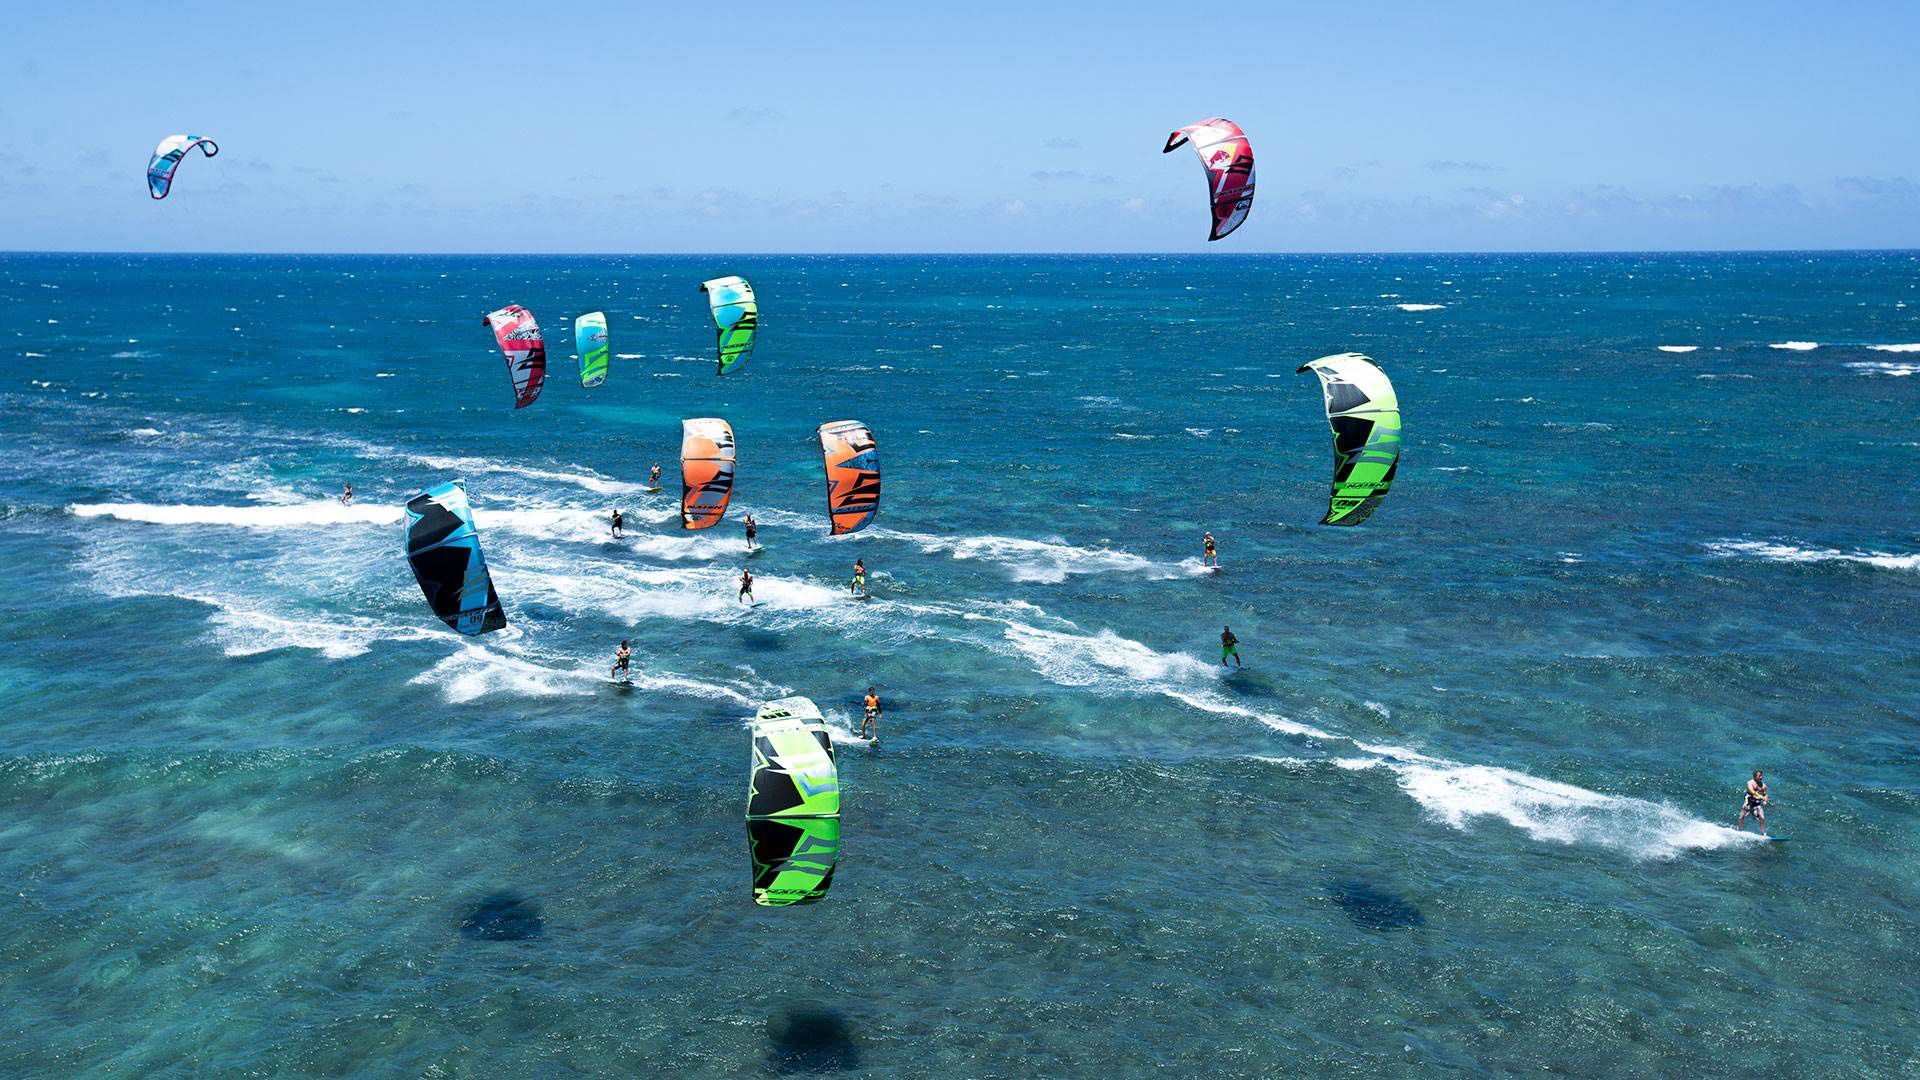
[4,247,1920,259]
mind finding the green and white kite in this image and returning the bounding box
[1298,352,1402,526]
[745,696,840,905]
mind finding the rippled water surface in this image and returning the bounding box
[2,252,1917,1076]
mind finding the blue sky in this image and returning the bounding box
[3,1,1917,252]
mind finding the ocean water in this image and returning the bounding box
[2,251,1916,1076]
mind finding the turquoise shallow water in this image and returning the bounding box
[2,252,1917,1076]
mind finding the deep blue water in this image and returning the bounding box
[2,252,1917,1076]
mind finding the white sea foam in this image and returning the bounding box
[411,646,596,704]
[502,551,851,631]
[816,707,877,750]
[480,505,668,541]
[70,501,404,528]
[1375,758,1752,858]
[1396,303,1445,312]
[1695,373,1756,380]
[997,620,1220,690]
[65,500,692,544]
[1245,752,1744,854]
[941,536,1153,583]
[207,604,435,660]
[1656,345,1699,353]
[868,525,1180,584]
[1769,341,1819,351]
[403,452,646,496]
[1846,361,1919,377]
[621,669,764,707]
[1705,539,1919,571]
[1866,343,1920,353]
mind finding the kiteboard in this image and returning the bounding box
[646,486,662,494]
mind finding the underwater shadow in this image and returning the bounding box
[1329,879,1425,931]
[765,1007,860,1073]
[459,892,544,941]
[1220,666,1285,699]
[737,629,786,654]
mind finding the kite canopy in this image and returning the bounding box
[746,696,840,906]
[147,134,218,200]
[1297,353,1402,526]
[680,417,736,530]
[404,480,507,635]
[575,311,609,388]
[747,697,841,819]
[1162,118,1255,241]
[698,276,758,375]
[482,304,547,408]
[747,817,841,908]
[818,421,881,535]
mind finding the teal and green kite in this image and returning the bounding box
[574,311,608,388]
[699,275,758,375]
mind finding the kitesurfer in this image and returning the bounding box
[851,558,867,598]
[648,463,662,491]
[611,508,625,539]
[744,514,758,551]
[1736,770,1770,834]
[862,687,881,740]
[1220,626,1242,668]
[1203,531,1218,567]
[610,639,632,682]
[340,483,354,506]
[739,569,755,605]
